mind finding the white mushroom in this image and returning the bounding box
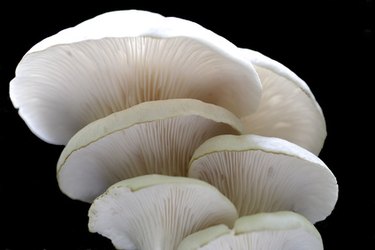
[240,49,326,155]
[8,9,337,249]
[58,99,243,202]
[178,211,323,250]
[188,134,338,223]
[88,174,238,250]
[9,10,261,145]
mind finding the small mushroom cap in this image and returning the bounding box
[57,99,243,202]
[177,211,323,250]
[88,174,238,250]
[9,10,261,145]
[188,134,338,223]
[240,48,326,155]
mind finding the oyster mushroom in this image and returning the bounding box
[188,134,338,223]
[88,175,238,250]
[240,49,326,155]
[58,99,243,202]
[9,10,261,145]
[178,211,323,250]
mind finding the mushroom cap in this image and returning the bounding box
[240,48,326,155]
[177,211,323,250]
[188,134,338,223]
[9,10,261,145]
[88,174,238,250]
[57,99,243,202]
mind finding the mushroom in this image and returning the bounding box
[177,211,323,250]
[240,48,326,155]
[8,9,338,249]
[88,174,238,250]
[9,10,261,145]
[57,99,243,202]
[188,134,338,223]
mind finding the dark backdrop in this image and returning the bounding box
[1,1,373,249]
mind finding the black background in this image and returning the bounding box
[1,1,374,249]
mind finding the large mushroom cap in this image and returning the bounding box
[177,211,323,250]
[240,48,326,155]
[58,99,243,202]
[9,10,261,145]
[88,175,238,250]
[189,134,338,223]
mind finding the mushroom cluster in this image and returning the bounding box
[10,10,338,250]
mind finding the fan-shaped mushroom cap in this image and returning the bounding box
[58,99,243,202]
[240,49,326,155]
[178,211,323,250]
[89,175,238,250]
[9,10,261,145]
[189,134,338,223]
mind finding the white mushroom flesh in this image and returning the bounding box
[240,49,326,155]
[178,211,323,250]
[89,175,238,250]
[58,99,243,202]
[189,134,338,223]
[10,10,261,145]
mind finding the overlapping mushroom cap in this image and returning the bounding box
[9,10,261,145]
[9,9,328,158]
[57,99,243,202]
[240,49,326,155]
[9,9,338,250]
[177,211,323,250]
[88,175,238,250]
[189,134,338,223]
